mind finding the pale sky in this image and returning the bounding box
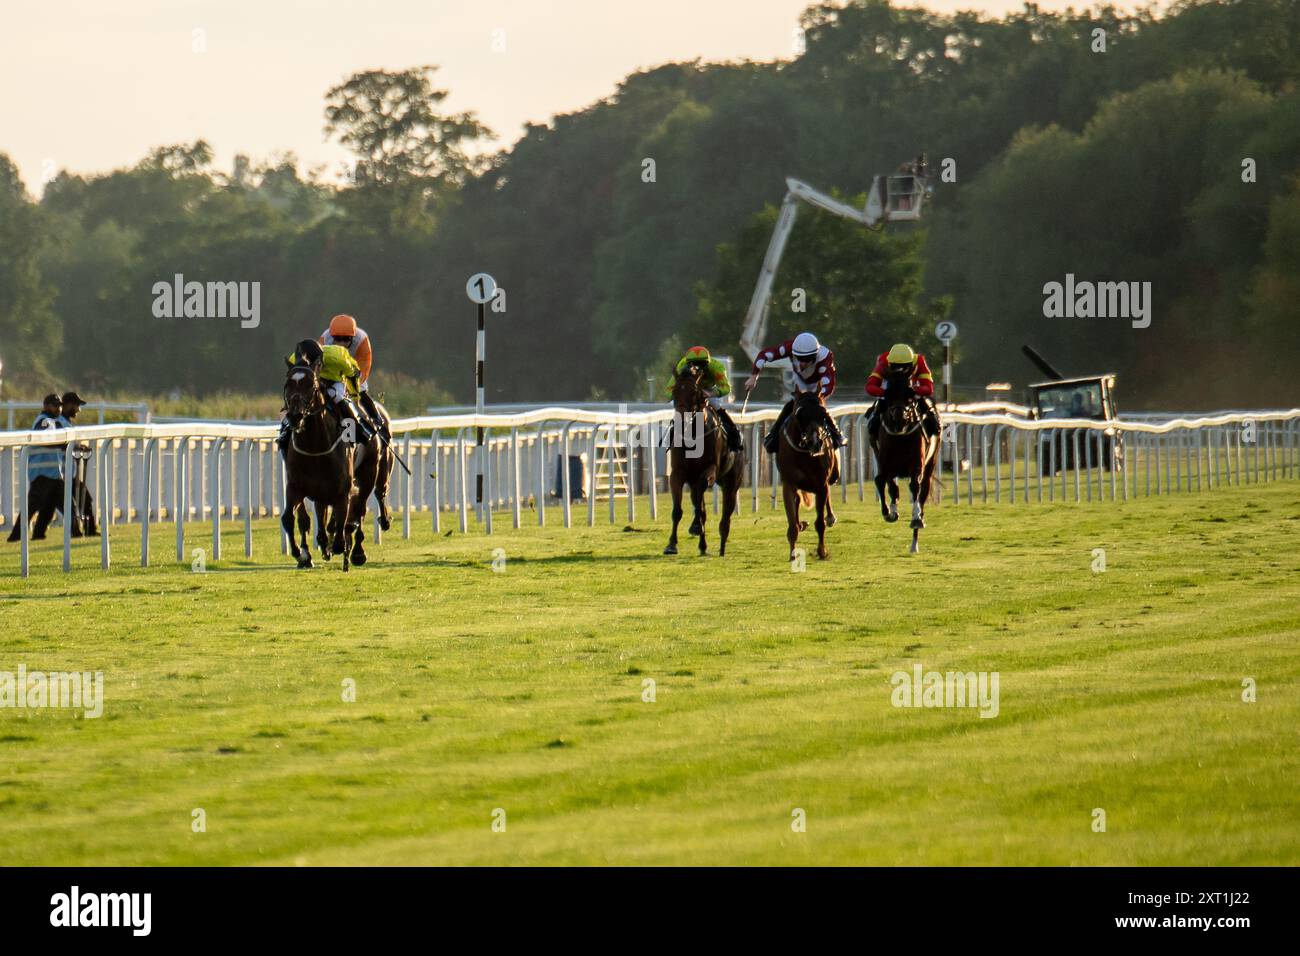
[2,0,1137,192]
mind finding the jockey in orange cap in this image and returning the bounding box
[319,314,388,440]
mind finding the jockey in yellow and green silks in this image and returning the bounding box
[664,346,743,452]
[279,339,374,450]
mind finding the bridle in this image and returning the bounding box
[282,365,347,457]
[672,366,720,440]
[784,394,832,455]
[880,369,924,438]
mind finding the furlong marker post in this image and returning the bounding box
[466,273,497,529]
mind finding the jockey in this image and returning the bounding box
[319,314,388,440]
[663,346,743,452]
[866,343,941,441]
[743,331,845,454]
[279,338,374,450]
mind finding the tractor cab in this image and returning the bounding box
[1025,371,1122,474]
[1028,375,1118,422]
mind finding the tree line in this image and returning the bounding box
[1,0,1296,410]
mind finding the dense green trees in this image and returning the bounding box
[1,1,1296,408]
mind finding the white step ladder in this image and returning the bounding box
[592,443,630,500]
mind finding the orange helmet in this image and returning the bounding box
[684,346,711,362]
[329,314,357,338]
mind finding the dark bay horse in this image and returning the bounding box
[281,364,358,570]
[776,392,839,560]
[663,363,744,557]
[871,370,939,554]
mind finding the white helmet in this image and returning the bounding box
[792,332,820,359]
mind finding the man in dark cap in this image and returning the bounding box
[60,391,98,536]
[6,394,66,542]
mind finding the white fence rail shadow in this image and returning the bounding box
[3,405,1297,577]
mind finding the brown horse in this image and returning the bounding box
[870,370,939,554]
[663,363,744,557]
[776,392,839,561]
[280,363,358,570]
[345,398,393,566]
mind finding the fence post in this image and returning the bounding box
[18,447,30,578]
[210,437,225,561]
[562,424,574,529]
[141,439,157,567]
[175,439,188,562]
[99,439,112,569]
[62,441,76,572]
[587,427,598,527]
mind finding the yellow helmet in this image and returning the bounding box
[887,343,916,365]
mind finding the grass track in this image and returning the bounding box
[1,482,1297,865]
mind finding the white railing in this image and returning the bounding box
[2,406,1297,577]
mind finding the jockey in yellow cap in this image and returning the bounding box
[866,342,941,443]
[663,346,743,452]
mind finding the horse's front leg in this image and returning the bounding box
[783,483,801,561]
[664,475,683,555]
[814,489,829,560]
[692,481,708,555]
[909,475,925,530]
[314,499,332,559]
[296,502,314,567]
[875,474,893,522]
[350,492,368,566]
[282,491,309,567]
[889,479,901,522]
[333,491,353,572]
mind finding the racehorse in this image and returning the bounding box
[776,392,839,560]
[663,362,744,557]
[346,398,394,566]
[871,369,939,554]
[280,362,358,570]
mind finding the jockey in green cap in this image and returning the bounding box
[664,346,744,452]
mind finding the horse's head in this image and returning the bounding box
[671,362,709,413]
[881,368,923,435]
[283,363,322,432]
[788,392,830,452]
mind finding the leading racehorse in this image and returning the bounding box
[280,360,359,570]
[870,369,939,554]
[663,363,744,557]
[776,392,839,560]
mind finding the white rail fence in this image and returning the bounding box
[3,406,1297,577]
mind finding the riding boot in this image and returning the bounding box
[716,407,744,453]
[337,400,374,443]
[764,401,793,454]
[923,399,941,438]
[276,418,291,453]
[826,416,847,449]
[360,391,389,441]
[867,408,881,444]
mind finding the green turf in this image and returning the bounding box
[1,481,1297,865]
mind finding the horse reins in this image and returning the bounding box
[284,369,349,458]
